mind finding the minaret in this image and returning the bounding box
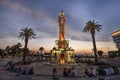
[58,11,66,41]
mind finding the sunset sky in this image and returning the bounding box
[0,0,120,54]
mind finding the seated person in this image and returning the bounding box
[67,68,71,77]
[84,69,90,77]
[71,67,77,77]
[89,67,96,77]
[28,66,34,75]
[63,68,67,77]
[97,66,104,75]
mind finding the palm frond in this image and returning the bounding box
[83,20,102,33]
[18,27,36,40]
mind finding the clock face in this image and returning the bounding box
[60,18,64,21]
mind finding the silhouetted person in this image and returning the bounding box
[67,68,71,77]
[28,66,34,75]
[84,68,90,77]
[97,66,104,75]
[71,67,77,77]
[21,66,27,75]
[90,67,96,77]
[63,68,67,77]
[53,67,57,76]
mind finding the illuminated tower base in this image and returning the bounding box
[51,11,74,64]
[51,40,74,64]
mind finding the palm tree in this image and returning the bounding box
[18,27,36,61]
[98,50,103,57]
[83,20,102,62]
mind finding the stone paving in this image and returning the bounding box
[1,65,120,80]
[0,70,120,80]
[1,58,120,80]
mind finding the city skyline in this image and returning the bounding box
[0,0,120,54]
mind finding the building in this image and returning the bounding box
[112,30,120,51]
[51,11,74,64]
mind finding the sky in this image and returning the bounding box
[0,0,120,54]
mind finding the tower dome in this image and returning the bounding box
[59,10,64,16]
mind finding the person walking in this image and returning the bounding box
[53,67,57,76]
[63,68,67,77]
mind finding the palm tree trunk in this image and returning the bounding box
[91,33,98,62]
[119,49,120,51]
[23,38,28,62]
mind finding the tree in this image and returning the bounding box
[18,27,36,61]
[9,45,16,57]
[0,49,4,58]
[83,20,102,62]
[5,46,10,57]
[9,43,22,57]
[98,50,103,57]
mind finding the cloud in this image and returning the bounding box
[0,0,32,16]
[66,24,113,42]
[0,0,119,43]
[0,0,57,26]
[95,33,113,42]
[0,35,6,42]
[35,31,55,39]
[0,0,119,52]
[0,0,58,38]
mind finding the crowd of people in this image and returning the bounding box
[84,66,119,77]
[2,61,119,77]
[3,61,34,75]
[63,67,77,77]
[52,67,77,77]
[84,67,96,77]
[52,65,119,78]
[97,66,119,76]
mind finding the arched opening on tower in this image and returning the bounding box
[60,53,65,64]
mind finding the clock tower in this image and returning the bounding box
[57,11,68,49]
[51,11,74,64]
[58,11,66,41]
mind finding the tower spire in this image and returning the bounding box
[59,10,64,16]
